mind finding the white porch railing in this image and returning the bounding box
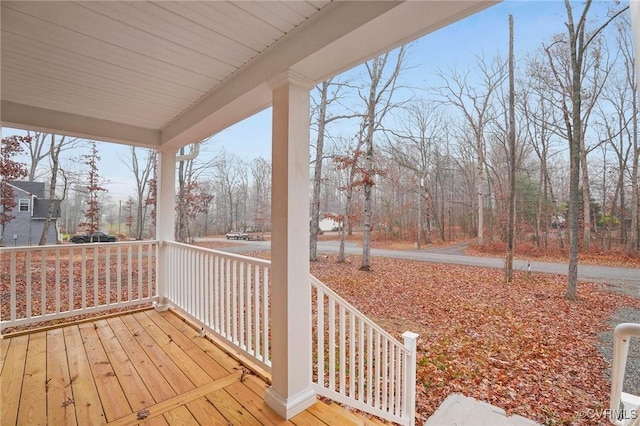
[310,275,418,426]
[0,241,157,332]
[163,243,417,424]
[2,240,417,424]
[164,241,272,370]
[610,323,640,426]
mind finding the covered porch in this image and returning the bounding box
[3,1,640,425]
[1,240,418,424]
[1,1,502,424]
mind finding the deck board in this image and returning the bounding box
[78,322,132,421]
[162,405,199,425]
[306,402,363,426]
[225,380,295,425]
[131,311,214,387]
[1,334,28,426]
[64,325,107,425]
[47,328,77,425]
[94,319,156,411]
[17,332,47,426]
[1,308,386,426]
[106,371,241,426]
[204,388,262,425]
[120,314,196,393]
[0,336,12,372]
[139,416,170,426]
[184,397,230,424]
[144,311,236,379]
[107,316,177,402]
[159,310,244,372]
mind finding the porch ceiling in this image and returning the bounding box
[1,0,499,150]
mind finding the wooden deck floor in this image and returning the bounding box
[1,309,386,426]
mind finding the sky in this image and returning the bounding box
[2,0,626,201]
[202,1,621,158]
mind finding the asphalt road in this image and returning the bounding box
[195,237,639,292]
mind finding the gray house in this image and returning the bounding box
[3,181,61,246]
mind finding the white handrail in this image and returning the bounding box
[610,323,640,426]
[310,274,418,426]
[164,241,272,370]
[0,241,158,332]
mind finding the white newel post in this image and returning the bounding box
[154,149,176,312]
[402,331,419,426]
[264,71,317,419]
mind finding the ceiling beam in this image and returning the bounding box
[293,0,500,82]
[1,101,161,148]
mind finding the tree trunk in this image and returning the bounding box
[177,149,187,242]
[39,134,61,245]
[476,130,485,244]
[338,188,352,263]
[310,81,329,261]
[505,14,516,283]
[629,79,639,251]
[566,0,583,301]
[361,132,373,271]
[580,144,592,250]
[417,183,422,249]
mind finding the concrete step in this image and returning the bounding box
[424,394,540,426]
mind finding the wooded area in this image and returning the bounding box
[2,2,637,265]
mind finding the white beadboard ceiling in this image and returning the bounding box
[1,1,500,150]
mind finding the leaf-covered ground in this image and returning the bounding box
[466,240,640,269]
[310,255,640,425]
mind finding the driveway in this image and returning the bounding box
[195,237,639,293]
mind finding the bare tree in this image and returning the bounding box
[359,46,406,271]
[251,157,271,234]
[519,61,564,249]
[125,147,156,239]
[21,132,48,181]
[599,16,638,251]
[176,142,215,242]
[39,134,77,245]
[332,134,366,263]
[21,131,79,181]
[310,78,359,261]
[144,163,157,238]
[618,17,639,251]
[505,14,516,282]
[387,100,447,247]
[436,54,507,244]
[544,0,628,300]
[214,150,246,233]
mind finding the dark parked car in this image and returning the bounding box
[69,231,117,243]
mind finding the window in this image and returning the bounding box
[18,199,30,212]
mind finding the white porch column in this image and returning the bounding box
[154,149,176,311]
[264,71,316,419]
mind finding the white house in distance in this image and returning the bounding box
[318,214,341,233]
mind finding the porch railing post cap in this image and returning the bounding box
[402,331,419,340]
